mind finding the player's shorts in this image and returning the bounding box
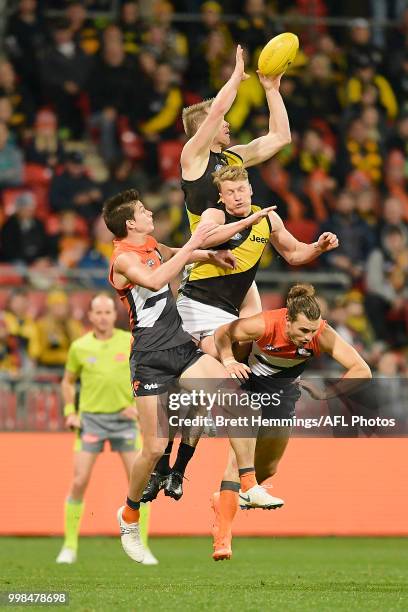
[130,340,204,397]
[177,295,237,341]
[75,412,137,453]
[245,374,300,421]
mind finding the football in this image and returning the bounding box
[258,32,299,77]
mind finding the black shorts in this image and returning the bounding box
[130,341,203,397]
[245,374,300,420]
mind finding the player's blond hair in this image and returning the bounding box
[286,284,321,322]
[212,165,249,190]
[182,99,214,138]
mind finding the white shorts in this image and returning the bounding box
[177,295,238,341]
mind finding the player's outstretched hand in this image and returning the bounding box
[257,71,282,91]
[120,405,139,421]
[188,222,219,249]
[209,249,237,269]
[223,359,251,381]
[316,232,339,252]
[246,205,276,227]
[233,44,250,82]
[65,413,81,430]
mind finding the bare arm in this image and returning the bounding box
[198,205,276,248]
[181,45,249,180]
[214,314,265,379]
[229,74,291,168]
[159,242,237,269]
[61,370,81,428]
[113,223,217,291]
[269,212,338,265]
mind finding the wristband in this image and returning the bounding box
[222,358,238,366]
[64,403,76,417]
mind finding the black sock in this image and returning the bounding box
[220,480,240,492]
[154,441,173,475]
[172,442,196,475]
[126,496,140,510]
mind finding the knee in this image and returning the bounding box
[142,439,168,463]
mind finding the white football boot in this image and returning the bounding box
[117,506,145,562]
[239,485,284,510]
[142,548,159,565]
[56,547,77,564]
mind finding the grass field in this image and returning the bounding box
[1,537,407,611]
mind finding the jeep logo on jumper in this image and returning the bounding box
[250,235,268,243]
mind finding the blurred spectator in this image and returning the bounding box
[142,17,187,74]
[24,109,64,169]
[301,53,341,129]
[49,210,89,268]
[383,151,408,221]
[5,0,46,105]
[386,112,408,157]
[0,192,49,264]
[344,54,398,121]
[319,190,375,279]
[337,118,383,185]
[186,1,233,95]
[151,1,189,72]
[0,58,35,135]
[49,151,103,222]
[355,187,379,229]
[278,76,308,134]
[87,35,134,163]
[92,214,114,261]
[39,18,92,137]
[365,226,408,345]
[103,157,139,201]
[233,0,271,60]
[0,122,24,188]
[0,313,21,375]
[153,181,189,247]
[65,1,100,56]
[29,290,83,368]
[0,96,13,129]
[346,19,383,74]
[119,1,146,55]
[379,196,408,246]
[343,289,375,348]
[295,128,334,182]
[138,63,183,178]
[3,289,37,368]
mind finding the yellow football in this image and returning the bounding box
[258,32,299,77]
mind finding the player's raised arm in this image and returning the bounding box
[113,222,219,292]
[268,211,338,265]
[229,73,291,168]
[181,45,249,179]
[214,314,265,378]
[158,242,237,270]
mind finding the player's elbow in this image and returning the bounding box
[361,364,372,379]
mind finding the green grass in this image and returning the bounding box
[1,537,407,611]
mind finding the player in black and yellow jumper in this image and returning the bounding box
[178,165,339,357]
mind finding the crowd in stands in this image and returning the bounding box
[0,0,407,378]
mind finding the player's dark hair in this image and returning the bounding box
[102,189,140,238]
[286,284,321,322]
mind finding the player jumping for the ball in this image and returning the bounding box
[211,284,372,560]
